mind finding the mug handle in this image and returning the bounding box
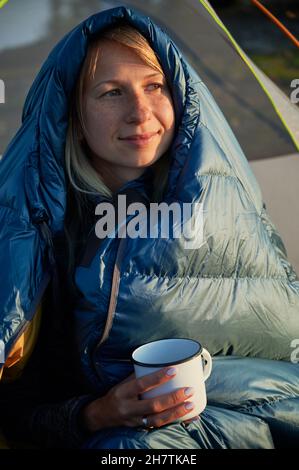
[201,348,212,381]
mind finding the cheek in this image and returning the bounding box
[159,97,175,132]
[84,104,115,140]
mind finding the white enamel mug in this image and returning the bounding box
[132,338,212,422]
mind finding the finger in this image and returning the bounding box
[134,367,178,396]
[134,386,194,416]
[147,401,195,429]
[123,366,177,398]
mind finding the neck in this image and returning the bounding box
[92,158,146,193]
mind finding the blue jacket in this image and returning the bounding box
[1,6,299,449]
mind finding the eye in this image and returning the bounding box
[101,88,122,98]
[147,83,164,91]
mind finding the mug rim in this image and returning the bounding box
[131,338,203,367]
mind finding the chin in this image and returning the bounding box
[123,154,161,168]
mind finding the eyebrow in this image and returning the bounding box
[92,72,163,90]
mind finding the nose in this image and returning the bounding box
[125,93,152,124]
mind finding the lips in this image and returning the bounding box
[120,131,158,140]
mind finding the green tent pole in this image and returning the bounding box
[198,0,299,151]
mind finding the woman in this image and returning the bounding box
[0,6,299,449]
[65,24,194,433]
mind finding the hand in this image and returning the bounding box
[81,367,195,432]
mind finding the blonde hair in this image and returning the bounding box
[64,25,173,288]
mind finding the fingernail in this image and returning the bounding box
[166,367,177,376]
[184,387,194,397]
[185,402,194,410]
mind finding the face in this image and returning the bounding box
[82,40,175,191]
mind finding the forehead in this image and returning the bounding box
[86,39,161,85]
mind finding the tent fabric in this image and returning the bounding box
[0,5,299,449]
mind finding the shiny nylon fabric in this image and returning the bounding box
[0,6,299,448]
[82,357,299,449]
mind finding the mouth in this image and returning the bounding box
[119,131,159,147]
